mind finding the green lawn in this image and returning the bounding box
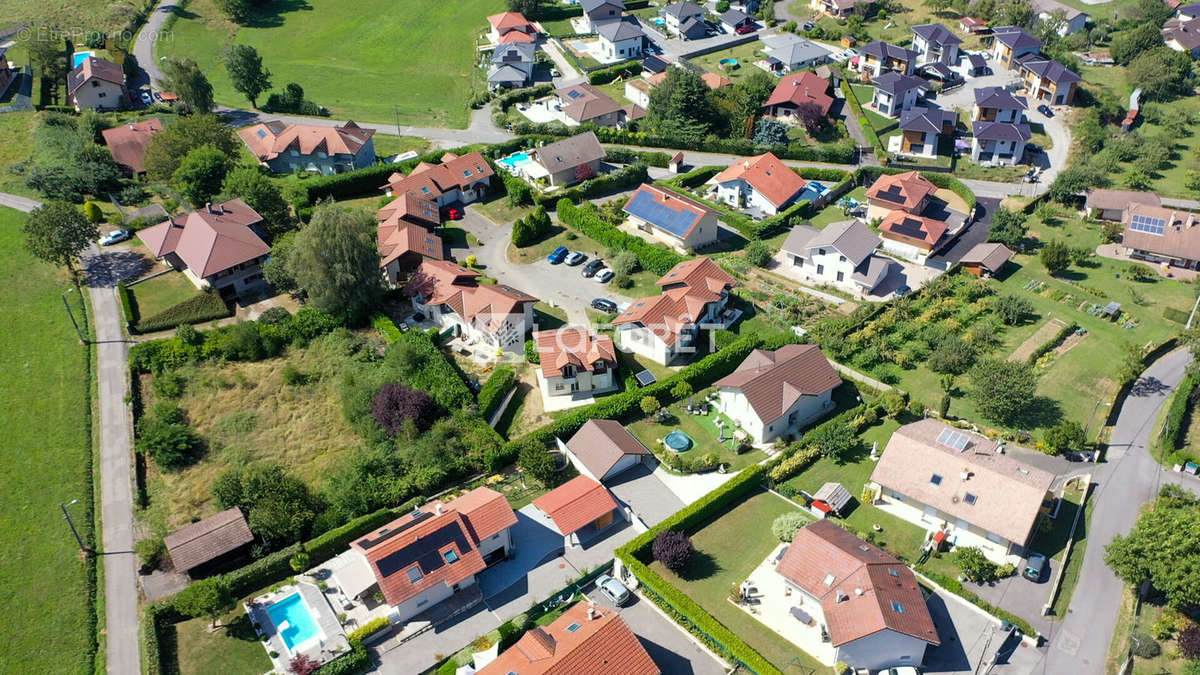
[157,0,501,127]
[174,611,272,675]
[648,489,825,673]
[1047,483,1093,618]
[689,41,769,85]
[373,134,433,158]
[128,271,202,319]
[0,111,40,198]
[473,194,536,226]
[0,208,96,673]
[614,346,677,385]
[0,0,150,33]
[628,400,771,473]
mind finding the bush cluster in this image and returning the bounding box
[587,61,642,85]
[533,162,649,206]
[477,367,516,420]
[134,290,232,334]
[604,147,672,168]
[555,198,684,276]
[767,405,868,482]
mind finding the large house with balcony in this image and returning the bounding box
[623,183,719,251]
[860,41,916,78]
[762,71,835,123]
[1121,203,1200,270]
[67,56,126,110]
[582,0,626,31]
[869,419,1056,564]
[781,220,893,295]
[527,131,607,186]
[597,16,646,60]
[1018,58,1080,105]
[533,327,619,401]
[404,260,538,353]
[896,106,956,159]
[715,344,842,443]
[380,151,494,206]
[870,72,927,117]
[612,257,736,365]
[238,121,376,175]
[991,26,1042,69]
[377,194,443,285]
[487,11,538,44]
[713,152,810,216]
[910,23,962,65]
[488,42,536,90]
[970,86,1031,164]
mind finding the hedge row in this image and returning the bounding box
[588,61,643,85]
[117,281,138,326]
[604,147,672,168]
[918,569,1037,638]
[766,404,868,482]
[478,366,517,420]
[133,290,232,333]
[616,464,782,675]
[666,165,724,189]
[853,166,977,213]
[1162,373,1198,452]
[1026,322,1078,366]
[532,162,649,206]
[555,197,685,275]
[841,79,883,154]
[142,601,184,675]
[495,84,555,112]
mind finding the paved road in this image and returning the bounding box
[1039,348,1197,674]
[587,587,727,675]
[1,193,141,674]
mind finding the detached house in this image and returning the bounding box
[663,1,707,37]
[1019,58,1080,105]
[596,16,646,60]
[781,220,893,295]
[869,419,1056,563]
[380,151,494,206]
[910,24,962,65]
[896,106,956,159]
[762,34,830,71]
[1031,0,1088,36]
[487,11,537,44]
[612,257,736,365]
[488,42,536,90]
[623,183,720,251]
[138,199,269,299]
[559,419,651,483]
[864,170,937,222]
[405,260,538,352]
[1121,203,1200,270]
[970,86,1031,164]
[527,131,607,186]
[870,72,927,117]
[533,327,618,400]
[991,26,1041,69]
[775,521,941,670]
[1164,6,1200,58]
[721,8,756,33]
[101,118,163,176]
[238,121,376,175]
[1085,189,1161,221]
[582,0,626,31]
[715,344,841,443]
[346,487,517,623]
[377,194,443,285]
[810,0,873,18]
[878,210,949,264]
[554,82,629,127]
[866,171,965,264]
[714,152,809,216]
[67,56,126,110]
[860,41,916,78]
[762,71,835,123]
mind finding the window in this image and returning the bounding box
[816,264,824,275]
[930,473,943,485]
[823,573,836,586]
[98,92,107,98]
[839,255,846,263]
[406,566,423,583]
[888,568,900,577]
[818,248,826,256]
[416,598,429,608]
[964,493,978,505]
[793,256,803,267]
[566,623,582,633]
[891,601,905,613]
[492,533,501,540]
[836,271,844,282]
[443,549,459,563]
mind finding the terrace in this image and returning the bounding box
[735,541,838,665]
[246,581,350,672]
[627,390,772,473]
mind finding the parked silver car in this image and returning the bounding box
[595,573,631,606]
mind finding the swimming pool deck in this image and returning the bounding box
[247,581,351,672]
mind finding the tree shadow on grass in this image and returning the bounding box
[1012,395,1063,431]
[679,550,721,582]
[244,0,314,29]
[223,613,260,642]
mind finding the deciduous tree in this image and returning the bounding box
[970,358,1038,425]
[226,44,272,108]
[212,461,316,546]
[371,383,438,435]
[1041,419,1085,455]
[994,295,1034,326]
[174,577,234,628]
[652,530,694,571]
[648,68,722,142]
[287,203,383,323]
[173,144,234,206]
[221,167,292,235]
[144,115,239,181]
[988,207,1027,248]
[161,58,215,113]
[22,201,98,273]
[1127,48,1195,101]
[1040,239,1071,275]
[1105,486,1200,608]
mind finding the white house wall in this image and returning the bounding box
[835,628,932,671]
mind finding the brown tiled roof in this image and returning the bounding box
[378,223,443,267]
[533,476,618,536]
[479,601,659,675]
[67,56,124,94]
[612,258,735,346]
[137,199,268,278]
[378,192,440,229]
[404,260,538,331]
[381,151,494,200]
[164,507,253,572]
[870,419,1055,545]
[1121,204,1200,262]
[566,419,650,479]
[237,120,374,161]
[763,71,834,116]
[534,327,616,378]
[555,83,623,123]
[489,11,534,31]
[100,118,163,174]
[701,72,733,89]
[655,256,735,292]
[1085,189,1160,212]
[776,520,940,648]
[714,152,808,209]
[959,242,1012,272]
[878,210,948,250]
[865,171,936,213]
[529,132,606,175]
[714,344,842,427]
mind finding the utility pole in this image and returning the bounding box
[60,499,89,555]
[62,287,85,344]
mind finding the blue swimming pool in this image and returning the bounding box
[72,51,96,69]
[266,593,321,652]
[497,152,533,170]
[664,430,693,452]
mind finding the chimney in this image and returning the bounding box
[854,588,863,596]
[205,202,212,213]
[587,602,596,620]
[960,468,970,480]
[435,503,443,515]
[1187,213,1195,229]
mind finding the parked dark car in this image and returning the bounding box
[1037,104,1053,117]
[591,298,617,313]
[1024,552,1047,581]
[548,246,569,264]
[582,258,605,277]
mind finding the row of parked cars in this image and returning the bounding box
[548,246,614,283]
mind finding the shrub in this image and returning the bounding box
[83,201,103,223]
[1163,375,1199,451]
[1131,631,1161,658]
[137,418,204,470]
[994,295,1034,326]
[652,530,694,571]
[134,290,232,333]
[953,546,1001,582]
[772,512,807,542]
[135,536,166,570]
[744,240,772,267]
[281,364,308,386]
[478,367,517,420]
[153,371,186,399]
[1041,420,1086,455]
[929,335,976,375]
[289,552,311,573]
[1178,625,1200,659]
[524,339,539,364]
[371,383,438,434]
[640,395,660,416]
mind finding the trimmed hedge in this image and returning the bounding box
[1162,373,1198,452]
[117,281,138,326]
[841,79,883,155]
[142,601,183,675]
[767,404,868,482]
[532,162,649,206]
[134,290,232,334]
[555,198,685,275]
[666,165,724,189]
[604,147,672,168]
[1026,322,1078,366]
[495,85,555,112]
[588,61,643,85]
[918,569,1037,638]
[478,366,517,420]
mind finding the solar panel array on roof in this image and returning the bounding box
[936,427,970,452]
[357,510,434,549]
[876,185,905,203]
[625,189,699,238]
[376,522,471,578]
[568,89,584,99]
[1130,214,1166,235]
[635,369,657,386]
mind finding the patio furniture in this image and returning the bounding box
[790,607,813,625]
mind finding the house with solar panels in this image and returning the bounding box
[622,184,719,252]
[1121,203,1200,270]
[868,419,1056,564]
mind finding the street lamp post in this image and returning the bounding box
[60,499,88,554]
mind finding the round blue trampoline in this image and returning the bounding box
[664,430,693,452]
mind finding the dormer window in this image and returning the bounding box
[930,473,943,486]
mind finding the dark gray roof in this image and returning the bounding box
[781,225,820,255]
[581,0,625,13]
[664,1,705,19]
[489,63,531,83]
[873,71,927,96]
[491,42,535,65]
[972,121,1033,142]
[912,23,962,45]
[597,16,645,41]
[852,255,892,290]
[919,61,955,79]
[968,53,987,68]
[679,16,709,37]
[1182,2,1200,17]
[900,106,956,134]
[530,131,606,173]
[721,8,753,24]
[993,26,1042,50]
[1020,58,1080,84]
[642,55,670,73]
[973,86,1027,110]
[763,35,830,65]
[861,40,917,63]
[807,220,881,265]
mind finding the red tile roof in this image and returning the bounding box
[865,171,937,213]
[713,152,808,209]
[350,487,515,607]
[701,72,733,90]
[137,199,268,278]
[655,256,735,292]
[378,194,443,267]
[489,11,534,30]
[532,476,618,536]
[534,327,616,378]
[238,120,375,161]
[100,118,163,174]
[878,210,948,250]
[776,520,940,648]
[714,344,841,426]
[479,601,659,675]
[404,260,538,331]
[381,151,494,201]
[612,258,735,346]
[763,71,834,116]
[164,507,254,572]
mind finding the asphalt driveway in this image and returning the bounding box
[605,462,685,527]
[924,587,1045,674]
[477,506,565,599]
[587,587,727,675]
[927,196,999,268]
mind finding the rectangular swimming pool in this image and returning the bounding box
[72,51,96,69]
[497,151,533,170]
[265,593,322,652]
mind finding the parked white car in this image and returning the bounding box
[596,574,631,606]
[594,268,614,283]
[99,229,131,246]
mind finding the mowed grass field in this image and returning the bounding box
[0,0,152,33]
[0,208,95,673]
[157,0,502,127]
